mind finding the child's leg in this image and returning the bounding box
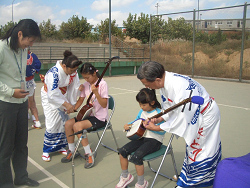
[65,118,76,145]
[135,164,145,185]
[73,120,92,148]
[135,164,144,176]
[119,154,129,178]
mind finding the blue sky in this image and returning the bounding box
[0,0,248,28]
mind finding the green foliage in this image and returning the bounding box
[207,29,227,45]
[39,19,57,38]
[124,13,165,44]
[164,17,193,41]
[0,21,16,38]
[96,18,124,42]
[59,15,92,39]
[195,29,227,45]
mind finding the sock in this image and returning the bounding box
[137,175,144,185]
[68,143,75,153]
[122,169,129,178]
[83,144,91,154]
[32,115,36,121]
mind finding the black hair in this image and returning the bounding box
[62,50,82,68]
[80,63,100,78]
[1,19,41,52]
[137,61,165,82]
[136,88,161,109]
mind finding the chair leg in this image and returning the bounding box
[100,127,119,152]
[170,149,179,180]
[147,160,176,180]
[72,132,87,188]
[150,134,176,188]
[94,126,119,153]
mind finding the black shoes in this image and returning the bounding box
[14,178,39,187]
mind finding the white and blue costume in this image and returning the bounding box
[159,71,221,187]
[41,61,81,153]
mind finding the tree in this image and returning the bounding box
[123,13,150,44]
[123,13,165,44]
[0,21,16,38]
[95,18,124,42]
[59,15,92,39]
[39,19,57,38]
[164,17,193,41]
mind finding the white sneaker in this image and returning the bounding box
[115,173,134,188]
[135,180,149,188]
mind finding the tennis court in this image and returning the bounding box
[23,75,250,188]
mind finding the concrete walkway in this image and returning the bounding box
[21,75,250,188]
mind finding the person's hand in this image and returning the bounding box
[63,102,75,114]
[78,84,84,91]
[124,124,131,131]
[12,89,29,98]
[143,118,156,130]
[150,117,164,124]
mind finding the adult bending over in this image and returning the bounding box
[0,19,41,187]
[137,61,221,188]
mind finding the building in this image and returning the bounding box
[185,18,250,31]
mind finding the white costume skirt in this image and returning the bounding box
[41,92,69,153]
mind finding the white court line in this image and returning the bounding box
[28,156,70,188]
[217,103,249,111]
[111,87,250,111]
[34,87,250,111]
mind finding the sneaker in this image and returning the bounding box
[31,121,41,129]
[115,173,134,188]
[42,153,51,162]
[61,150,80,163]
[135,180,149,188]
[58,148,67,155]
[84,153,95,169]
[84,151,97,160]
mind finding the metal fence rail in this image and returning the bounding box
[150,2,250,82]
[30,45,149,64]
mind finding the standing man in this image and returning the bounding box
[0,19,41,187]
[137,61,221,187]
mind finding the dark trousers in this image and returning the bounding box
[0,100,28,187]
[118,137,162,165]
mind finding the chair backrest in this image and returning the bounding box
[108,95,115,111]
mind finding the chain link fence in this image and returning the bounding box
[150,3,250,82]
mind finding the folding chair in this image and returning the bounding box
[130,133,178,188]
[90,95,119,154]
[71,95,119,188]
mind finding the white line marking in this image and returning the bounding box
[28,156,70,188]
[110,87,249,111]
[217,103,249,111]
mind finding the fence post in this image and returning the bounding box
[192,9,196,78]
[150,14,152,61]
[239,2,247,82]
